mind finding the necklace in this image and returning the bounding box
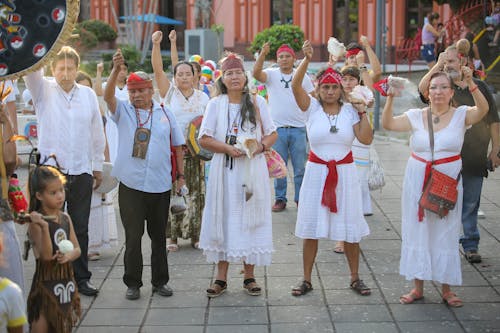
[431,106,451,124]
[325,111,339,133]
[135,105,153,127]
[280,73,293,88]
[57,85,77,109]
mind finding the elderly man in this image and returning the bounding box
[419,42,500,264]
[24,46,106,297]
[253,43,314,212]
[104,49,185,300]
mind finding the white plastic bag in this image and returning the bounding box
[170,194,187,215]
[368,146,385,191]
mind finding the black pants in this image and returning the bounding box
[119,183,170,288]
[65,173,93,284]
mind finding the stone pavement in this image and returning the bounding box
[16,136,500,333]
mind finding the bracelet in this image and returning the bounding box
[261,142,267,152]
[176,173,185,180]
[469,85,478,93]
[359,65,368,72]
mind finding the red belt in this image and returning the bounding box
[308,151,353,213]
[411,152,461,221]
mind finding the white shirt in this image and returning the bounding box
[24,70,106,175]
[110,100,185,193]
[263,67,315,128]
[0,278,27,333]
[163,87,209,132]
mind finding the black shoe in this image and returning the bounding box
[78,281,99,296]
[464,250,482,263]
[125,287,140,300]
[152,284,173,297]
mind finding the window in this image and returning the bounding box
[271,0,293,25]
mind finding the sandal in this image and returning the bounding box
[442,291,463,308]
[243,278,262,296]
[291,280,313,297]
[400,288,424,304]
[333,241,344,254]
[350,279,371,296]
[191,241,200,249]
[206,280,227,298]
[167,239,178,252]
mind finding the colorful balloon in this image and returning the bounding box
[204,59,217,71]
[189,54,204,64]
[201,65,213,81]
[213,69,222,80]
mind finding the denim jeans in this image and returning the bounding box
[273,127,307,203]
[460,174,484,252]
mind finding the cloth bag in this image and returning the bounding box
[368,145,385,191]
[418,108,459,219]
[264,149,287,178]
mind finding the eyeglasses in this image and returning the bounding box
[429,85,451,91]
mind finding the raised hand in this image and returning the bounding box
[96,62,104,74]
[112,49,125,69]
[302,40,313,60]
[152,30,163,44]
[168,30,176,43]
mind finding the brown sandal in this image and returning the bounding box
[400,288,424,304]
[243,278,261,296]
[350,279,371,296]
[206,280,227,298]
[442,291,463,308]
[291,280,313,297]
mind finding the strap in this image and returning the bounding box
[426,107,435,162]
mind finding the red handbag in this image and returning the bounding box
[418,108,460,219]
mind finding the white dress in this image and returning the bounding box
[198,95,276,265]
[88,190,119,253]
[295,99,369,242]
[399,106,467,286]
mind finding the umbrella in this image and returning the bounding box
[120,14,184,25]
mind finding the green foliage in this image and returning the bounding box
[248,24,304,60]
[79,20,117,42]
[211,24,224,34]
[69,27,98,51]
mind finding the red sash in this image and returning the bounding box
[308,151,353,213]
[411,152,461,221]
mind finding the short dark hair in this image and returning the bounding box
[340,66,360,81]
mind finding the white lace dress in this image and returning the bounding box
[295,99,369,242]
[198,95,276,265]
[399,106,467,285]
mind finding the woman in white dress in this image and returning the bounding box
[198,53,277,297]
[152,30,210,251]
[382,70,488,307]
[291,41,374,296]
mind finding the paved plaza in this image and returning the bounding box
[14,134,500,333]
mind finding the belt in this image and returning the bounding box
[279,126,297,128]
[411,152,461,221]
[308,151,353,213]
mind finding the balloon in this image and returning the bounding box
[201,65,213,81]
[189,54,204,64]
[204,60,216,71]
[213,69,222,80]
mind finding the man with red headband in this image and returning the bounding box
[104,49,186,300]
[253,43,314,212]
[24,45,106,297]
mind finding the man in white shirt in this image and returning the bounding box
[253,43,315,212]
[24,46,106,297]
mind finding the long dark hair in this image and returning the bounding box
[214,73,257,129]
[28,165,66,213]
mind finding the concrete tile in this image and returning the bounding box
[325,289,385,305]
[206,325,268,333]
[271,322,334,333]
[80,308,146,326]
[453,303,500,321]
[334,322,398,333]
[142,327,203,333]
[398,321,463,333]
[329,304,392,322]
[453,286,500,302]
[150,291,208,308]
[390,304,455,322]
[209,289,267,307]
[269,305,330,323]
[461,320,500,333]
[75,327,139,333]
[145,308,205,325]
[207,306,268,325]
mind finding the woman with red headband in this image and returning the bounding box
[290,40,373,297]
[198,53,277,298]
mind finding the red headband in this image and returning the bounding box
[318,68,342,85]
[276,44,296,58]
[345,48,362,58]
[221,54,244,72]
[127,72,153,90]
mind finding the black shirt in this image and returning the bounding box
[453,79,499,177]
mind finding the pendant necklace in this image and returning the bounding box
[57,85,77,109]
[135,106,153,127]
[432,106,451,124]
[326,112,339,133]
[280,73,293,88]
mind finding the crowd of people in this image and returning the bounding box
[0,21,498,332]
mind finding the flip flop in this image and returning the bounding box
[167,243,179,252]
